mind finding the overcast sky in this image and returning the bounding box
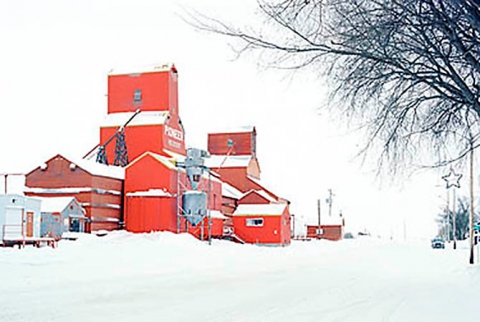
[0,0,464,238]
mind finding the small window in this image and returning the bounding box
[246,218,264,227]
[317,228,324,234]
[133,89,142,102]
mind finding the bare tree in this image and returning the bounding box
[187,0,480,172]
[436,196,479,240]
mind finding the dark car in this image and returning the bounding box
[431,237,445,249]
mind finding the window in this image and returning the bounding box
[246,218,264,227]
[317,228,324,234]
[133,89,142,102]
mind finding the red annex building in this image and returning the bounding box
[206,126,291,246]
[25,154,124,232]
[124,151,224,239]
[232,204,290,246]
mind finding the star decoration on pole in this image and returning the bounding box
[442,168,462,189]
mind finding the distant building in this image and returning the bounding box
[307,215,345,241]
[36,196,87,239]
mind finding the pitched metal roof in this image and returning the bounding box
[233,203,287,216]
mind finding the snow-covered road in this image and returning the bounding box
[0,232,478,322]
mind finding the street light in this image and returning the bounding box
[442,168,462,249]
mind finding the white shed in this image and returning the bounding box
[0,194,41,244]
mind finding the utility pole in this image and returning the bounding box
[453,187,457,249]
[469,146,475,264]
[326,189,334,217]
[317,199,321,226]
[1,173,24,194]
[446,188,450,243]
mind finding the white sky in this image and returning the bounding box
[0,0,471,239]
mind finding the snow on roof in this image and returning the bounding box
[233,203,287,216]
[126,189,174,197]
[35,197,76,213]
[126,152,177,170]
[101,111,170,128]
[72,157,125,180]
[162,149,186,162]
[222,182,243,199]
[247,175,263,187]
[128,152,222,184]
[205,155,252,169]
[108,63,176,76]
[321,216,344,226]
[208,125,255,134]
[24,187,121,195]
[242,189,277,203]
[246,175,284,201]
[210,210,228,220]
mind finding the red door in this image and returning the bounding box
[26,212,34,237]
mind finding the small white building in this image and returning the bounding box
[0,194,41,244]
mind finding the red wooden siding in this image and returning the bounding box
[306,225,344,241]
[125,196,177,233]
[24,155,123,233]
[208,130,256,157]
[189,217,224,240]
[99,122,185,165]
[210,159,260,190]
[107,66,179,115]
[238,190,272,205]
[124,152,224,237]
[233,206,290,246]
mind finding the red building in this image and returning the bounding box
[306,216,345,241]
[124,152,224,238]
[98,63,185,165]
[205,155,261,192]
[108,64,179,114]
[208,126,257,157]
[206,126,291,245]
[24,154,124,232]
[232,204,291,246]
[21,64,293,246]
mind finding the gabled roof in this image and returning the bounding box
[35,196,76,213]
[208,125,255,134]
[320,215,344,226]
[233,203,287,216]
[127,152,222,183]
[222,182,243,199]
[241,189,277,203]
[210,210,228,220]
[101,111,170,128]
[70,156,125,180]
[108,63,176,76]
[205,155,252,169]
[246,175,290,204]
[28,154,125,180]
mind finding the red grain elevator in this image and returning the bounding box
[99,64,186,164]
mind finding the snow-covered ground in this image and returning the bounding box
[0,232,479,322]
